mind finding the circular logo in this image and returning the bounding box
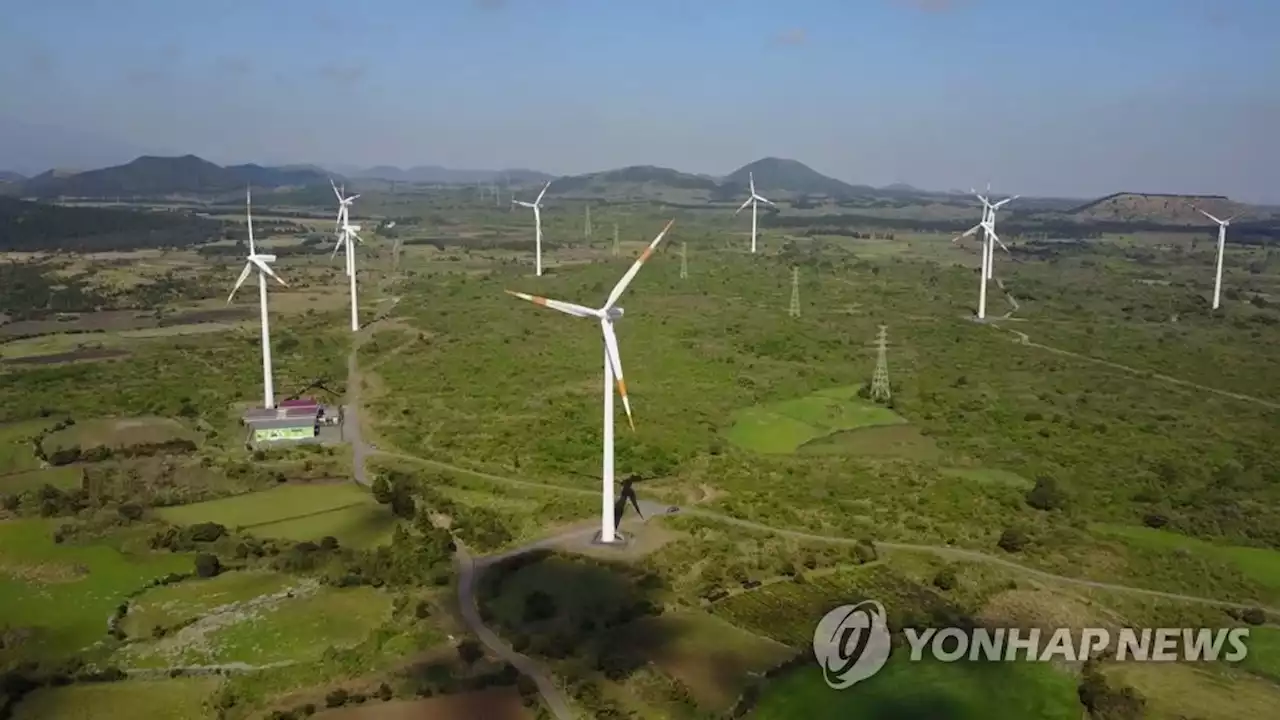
[812,600,892,689]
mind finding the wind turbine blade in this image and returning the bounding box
[604,219,675,309]
[331,234,345,260]
[734,197,753,215]
[991,232,1011,253]
[504,290,598,318]
[601,320,634,431]
[749,172,755,195]
[992,194,1020,210]
[227,262,253,303]
[251,257,288,287]
[330,178,342,202]
[952,224,982,243]
[535,181,551,204]
[1197,208,1225,224]
[245,188,257,256]
[349,194,361,202]
[514,200,536,208]
[755,194,775,206]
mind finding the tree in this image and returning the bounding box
[194,553,221,578]
[371,475,392,504]
[457,639,483,664]
[377,682,393,701]
[932,568,958,591]
[523,590,557,623]
[324,689,349,708]
[1242,607,1267,626]
[117,503,144,521]
[319,536,340,552]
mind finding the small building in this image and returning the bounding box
[250,417,318,443]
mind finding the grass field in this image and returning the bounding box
[0,418,55,473]
[725,387,906,454]
[1093,524,1280,597]
[1238,626,1280,683]
[156,482,396,548]
[41,416,197,455]
[749,657,1082,720]
[120,585,391,668]
[1104,661,1280,720]
[0,518,192,663]
[11,677,219,720]
[120,570,297,637]
[610,612,793,712]
[938,467,1034,490]
[313,688,535,719]
[2,466,82,494]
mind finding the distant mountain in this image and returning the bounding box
[0,171,25,183]
[549,166,718,196]
[1065,192,1245,225]
[725,157,872,197]
[345,165,553,185]
[18,155,332,198]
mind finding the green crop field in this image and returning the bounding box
[0,419,54,474]
[0,518,192,663]
[1093,524,1280,597]
[41,416,197,455]
[2,466,82,494]
[749,657,1082,720]
[1103,661,1280,720]
[11,678,219,720]
[156,482,396,548]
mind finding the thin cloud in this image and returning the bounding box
[775,28,807,46]
[894,0,962,14]
[318,63,368,86]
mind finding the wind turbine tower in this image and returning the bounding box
[513,181,552,277]
[734,172,774,254]
[1192,206,1237,310]
[870,326,891,403]
[952,186,1017,320]
[505,220,676,544]
[330,180,363,332]
[612,223,620,257]
[584,205,593,240]
[680,241,688,280]
[228,188,289,409]
[789,267,801,318]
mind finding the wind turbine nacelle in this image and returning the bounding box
[605,307,624,320]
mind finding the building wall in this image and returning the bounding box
[253,425,316,442]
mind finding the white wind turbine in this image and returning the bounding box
[734,172,774,254]
[506,219,675,544]
[227,188,289,409]
[329,180,363,331]
[952,186,1017,320]
[513,181,552,277]
[1190,205,1237,310]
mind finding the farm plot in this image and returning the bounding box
[12,677,219,720]
[314,688,534,720]
[156,482,396,549]
[0,518,192,663]
[40,416,198,457]
[724,387,906,454]
[0,418,56,473]
[118,584,391,668]
[120,570,296,638]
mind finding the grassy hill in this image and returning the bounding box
[17,155,332,199]
[0,197,224,252]
[549,165,718,200]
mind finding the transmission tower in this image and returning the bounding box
[584,205,593,240]
[870,325,892,403]
[788,267,801,318]
[680,241,688,279]
[612,223,620,257]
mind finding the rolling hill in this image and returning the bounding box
[548,165,718,199]
[1064,192,1253,225]
[724,157,873,198]
[16,155,332,198]
[346,165,553,185]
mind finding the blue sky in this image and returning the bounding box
[2,0,1278,201]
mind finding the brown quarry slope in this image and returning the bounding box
[1066,192,1247,225]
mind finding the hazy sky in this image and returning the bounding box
[2,0,1278,201]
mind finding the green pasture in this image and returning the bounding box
[41,416,197,454]
[0,418,55,474]
[2,467,82,494]
[0,518,192,663]
[156,482,395,548]
[724,387,906,454]
[12,678,219,720]
[120,570,296,637]
[1093,524,1280,596]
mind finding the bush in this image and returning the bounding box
[457,639,483,664]
[117,503,144,521]
[854,540,878,564]
[186,522,227,543]
[194,553,222,578]
[324,689,349,708]
[319,536,339,551]
[1141,512,1169,529]
[997,528,1029,553]
[932,568,958,591]
[1242,607,1267,626]
[1025,475,1066,511]
[377,682,393,701]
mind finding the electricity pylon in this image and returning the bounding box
[788,267,801,318]
[870,325,891,403]
[612,223,620,257]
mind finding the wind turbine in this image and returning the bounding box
[329,180,363,331]
[952,186,1017,320]
[513,181,552,276]
[227,188,289,409]
[505,219,676,544]
[1190,205,1237,310]
[734,172,774,254]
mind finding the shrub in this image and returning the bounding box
[1242,607,1267,626]
[324,688,349,708]
[194,553,221,578]
[932,568,958,591]
[997,528,1029,553]
[377,682,393,701]
[854,540,878,564]
[117,503,144,521]
[1141,512,1169,529]
[1025,475,1066,511]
